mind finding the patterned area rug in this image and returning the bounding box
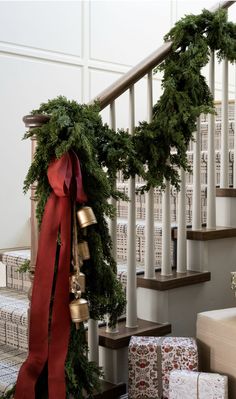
[0,343,27,395]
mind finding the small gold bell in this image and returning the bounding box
[70,272,86,294]
[69,293,89,328]
[78,241,90,260]
[77,206,97,228]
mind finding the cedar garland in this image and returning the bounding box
[23,98,128,397]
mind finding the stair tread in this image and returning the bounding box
[0,247,30,262]
[30,379,126,399]
[137,270,211,291]
[172,226,236,241]
[216,188,236,197]
[98,318,171,349]
[0,288,28,324]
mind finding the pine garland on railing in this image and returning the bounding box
[23,97,129,397]
[134,8,236,191]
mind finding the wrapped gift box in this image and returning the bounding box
[128,336,198,399]
[197,308,236,399]
[169,370,228,399]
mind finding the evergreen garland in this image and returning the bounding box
[2,6,236,399]
[134,8,236,191]
[22,97,128,397]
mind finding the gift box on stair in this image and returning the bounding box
[169,370,228,399]
[128,336,198,399]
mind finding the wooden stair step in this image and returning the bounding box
[216,188,236,197]
[36,378,126,399]
[90,380,126,399]
[98,318,171,350]
[137,270,211,291]
[172,226,236,241]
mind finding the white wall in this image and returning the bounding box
[0,0,235,248]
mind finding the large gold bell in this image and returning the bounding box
[77,206,97,228]
[70,272,85,294]
[69,297,89,326]
[78,241,90,260]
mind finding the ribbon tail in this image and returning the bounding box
[15,194,61,399]
[48,197,71,399]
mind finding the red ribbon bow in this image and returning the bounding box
[15,151,87,399]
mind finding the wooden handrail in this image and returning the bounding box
[210,0,234,13]
[91,42,172,110]
[92,0,235,111]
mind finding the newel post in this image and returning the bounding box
[23,114,50,298]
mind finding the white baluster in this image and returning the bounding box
[192,118,201,229]
[126,86,138,328]
[220,57,229,188]
[145,71,155,279]
[177,168,187,273]
[105,100,119,333]
[207,52,216,228]
[110,101,117,260]
[147,71,153,123]
[162,179,172,276]
[88,319,99,363]
[234,62,236,188]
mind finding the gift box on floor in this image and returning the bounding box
[169,370,228,399]
[197,307,236,399]
[128,336,198,399]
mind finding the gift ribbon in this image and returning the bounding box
[196,372,201,399]
[15,151,87,399]
[156,337,165,397]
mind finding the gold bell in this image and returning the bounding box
[69,295,89,328]
[78,241,90,260]
[77,206,97,228]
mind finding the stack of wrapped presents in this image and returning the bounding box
[128,333,229,398]
[197,307,236,398]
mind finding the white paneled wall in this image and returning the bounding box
[0,0,235,248]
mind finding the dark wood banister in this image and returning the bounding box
[91,0,235,110]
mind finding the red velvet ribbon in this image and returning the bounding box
[15,151,87,399]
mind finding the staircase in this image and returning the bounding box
[1,1,236,397]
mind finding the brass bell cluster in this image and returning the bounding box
[231,272,236,298]
[69,204,97,329]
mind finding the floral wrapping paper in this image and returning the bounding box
[169,370,228,399]
[128,336,198,399]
